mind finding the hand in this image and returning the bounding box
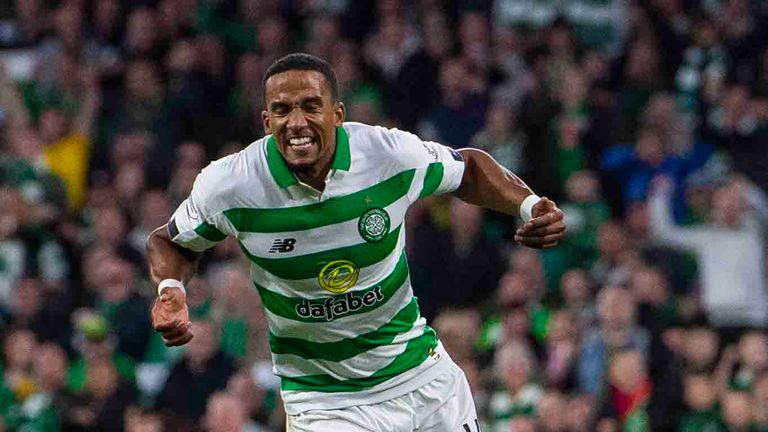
[514,197,566,249]
[151,286,193,346]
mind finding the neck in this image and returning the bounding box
[296,167,329,191]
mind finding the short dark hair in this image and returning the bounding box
[263,53,339,101]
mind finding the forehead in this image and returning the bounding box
[265,70,331,102]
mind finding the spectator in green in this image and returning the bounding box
[67,312,136,394]
[211,266,269,362]
[541,170,610,287]
[677,373,725,432]
[470,102,527,174]
[65,358,137,431]
[487,341,543,432]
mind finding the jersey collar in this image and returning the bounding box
[266,126,351,188]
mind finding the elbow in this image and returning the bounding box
[454,148,494,198]
[145,225,168,254]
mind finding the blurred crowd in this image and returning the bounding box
[0,0,767,431]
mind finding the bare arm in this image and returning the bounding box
[146,225,200,346]
[454,148,565,248]
[454,148,534,214]
[146,225,201,284]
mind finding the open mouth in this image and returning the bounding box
[287,136,317,150]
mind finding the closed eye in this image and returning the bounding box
[270,103,289,115]
[302,98,323,112]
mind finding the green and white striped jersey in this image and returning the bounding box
[168,122,466,414]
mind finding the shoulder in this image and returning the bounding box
[343,121,420,151]
[192,138,267,207]
[195,151,245,192]
[343,122,435,165]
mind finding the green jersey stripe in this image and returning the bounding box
[194,221,227,242]
[268,298,418,361]
[280,327,438,393]
[223,170,415,233]
[252,252,409,322]
[418,162,444,198]
[239,225,402,280]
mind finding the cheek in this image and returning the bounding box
[265,117,280,133]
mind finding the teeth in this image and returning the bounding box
[289,137,313,145]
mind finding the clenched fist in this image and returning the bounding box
[514,197,566,249]
[151,286,194,346]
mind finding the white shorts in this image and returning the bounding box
[286,363,479,432]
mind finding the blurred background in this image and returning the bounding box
[0,0,767,431]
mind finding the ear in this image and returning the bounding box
[334,102,345,127]
[262,110,271,135]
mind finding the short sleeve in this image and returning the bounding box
[386,128,466,199]
[167,165,232,252]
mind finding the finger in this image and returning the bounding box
[524,208,563,229]
[541,241,559,249]
[154,319,190,333]
[516,221,566,237]
[515,233,564,248]
[532,197,555,216]
[515,232,565,245]
[159,324,189,340]
[153,319,180,333]
[515,238,545,249]
[165,331,194,347]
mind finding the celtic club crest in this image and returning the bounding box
[358,208,390,242]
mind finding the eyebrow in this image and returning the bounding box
[269,96,325,110]
[302,96,324,105]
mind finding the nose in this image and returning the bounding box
[286,107,308,131]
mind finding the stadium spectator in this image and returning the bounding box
[418,57,489,149]
[487,341,542,431]
[600,125,713,222]
[597,349,654,431]
[469,101,526,174]
[721,390,755,432]
[409,197,504,321]
[156,319,236,425]
[577,286,650,396]
[125,407,164,432]
[677,372,725,431]
[681,323,721,373]
[64,358,138,431]
[649,176,768,327]
[226,369,273,430]
[590,220,633,287]
[753,373,768,430]
[536,390,568,431]
[541,309,579,391]
[560,268,598,328]
[204,391,263,432]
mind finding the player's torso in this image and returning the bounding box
[221,123,422,340]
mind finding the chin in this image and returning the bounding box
[285,158,318,173]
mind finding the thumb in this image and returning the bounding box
[532,197,555,217]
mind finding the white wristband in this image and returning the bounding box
[158,278,186,296]
[519,194,541,222]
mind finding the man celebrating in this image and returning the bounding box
[147,53,565,431]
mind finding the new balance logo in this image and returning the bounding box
[269,238,296,253]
